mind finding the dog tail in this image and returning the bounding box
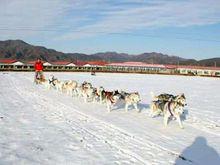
[150,91,157,100]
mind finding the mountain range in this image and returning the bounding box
[0,40,219,67]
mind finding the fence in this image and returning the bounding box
[0,64,219,77]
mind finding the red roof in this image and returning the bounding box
[27,61,36,65]
[75,60,88,66]
[0,59,18,64]
[87,61,108,66]
[27,60,49,65]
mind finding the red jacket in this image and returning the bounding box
[34,61,43,71]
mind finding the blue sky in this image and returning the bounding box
[0,0,220,60]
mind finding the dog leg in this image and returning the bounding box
[70,89,73,97]
[99,96,103,104]
[107,101,111,112]
[84,96,88,103]
[70,90,73,97]
[92,96,97,103]
[74,89,79,97]
[148,105,155,117]
[125,103,129,112]
[108,105,112,112]
[149,110,160,118]
[176,115,184,129]
[133,103,139,112]
[164,113,169,127]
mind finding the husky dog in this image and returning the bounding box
[150,92,176,102]
[120,91,141,112]
[96,86,105,103]
[62,80,78,96]
[44,75,56,89]
[48,75,57,88]
[53,79,64,92]
[103,90,121,112]
[75,81,91,98]
[75,85,83,97]
[163,94,187,129]
[149,100,166,117]
[78,81,96,102]
[83,87,97,103]
[149,92,184,117]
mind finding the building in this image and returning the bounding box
[0,59,24,70]
[0,59,219,77]
[86,61,108,67]
[43,62,52,66]
[0,59,24,65]
[27,61,52,66]
[176,65,220,76]
[51,61,75,66]
[107,62,166,73]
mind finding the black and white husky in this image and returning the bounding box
[163,96,186,129]
[150,92,187,129]
[120,91,141,112]
[149,92,182,117]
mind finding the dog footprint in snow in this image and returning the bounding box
[36,146,44,151]
[31,145,44,152]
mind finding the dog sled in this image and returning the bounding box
[35,72,45,84]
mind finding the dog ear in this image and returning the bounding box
[175,94,182,99]
[181,93,185,98]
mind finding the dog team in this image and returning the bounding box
[36,75,187,129]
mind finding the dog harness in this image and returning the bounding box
[49,78,56,86]
[109,96,116,104]
[105,93,117,104]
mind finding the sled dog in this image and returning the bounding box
[120,91,141,112]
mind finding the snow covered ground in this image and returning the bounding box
[0,72,220,165]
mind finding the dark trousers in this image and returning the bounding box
[35,71,43,82]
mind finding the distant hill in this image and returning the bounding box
[0,40,219,66]
[198,58,220,67]
[91,52,132,62]
[0,40,101,62]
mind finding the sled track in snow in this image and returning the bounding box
[6,73,197,165]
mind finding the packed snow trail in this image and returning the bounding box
[0,72,220,165]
